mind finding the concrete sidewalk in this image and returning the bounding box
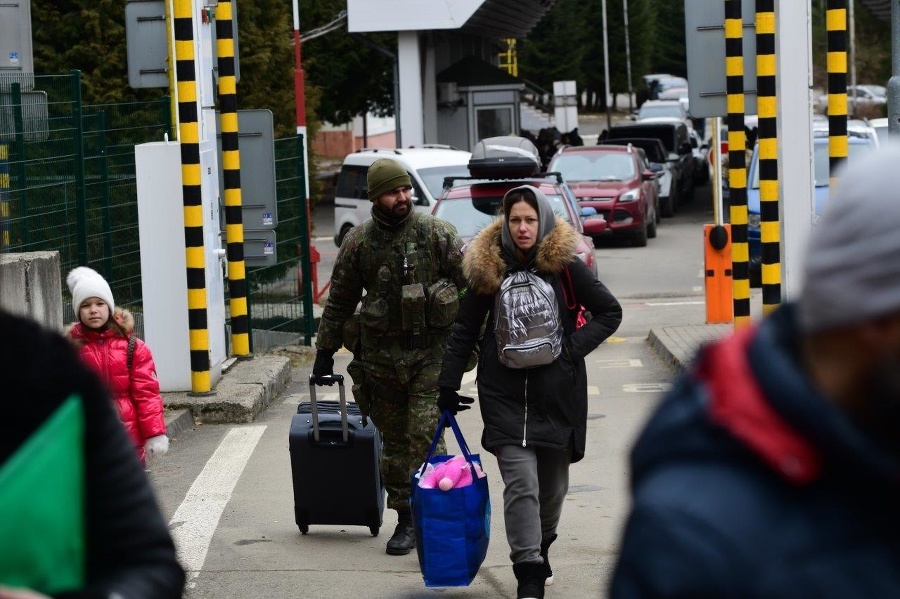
[161,347,314,434]
[160,322,734,429]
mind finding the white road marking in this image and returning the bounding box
[644,301,705,306]
[623,383,672,393]
[693,286,703,292]
[592,358,643,368]
[169,425,266,586]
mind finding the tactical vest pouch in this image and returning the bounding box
[360,297,390,332]
[401,283,426,334]
[426,279,459,329]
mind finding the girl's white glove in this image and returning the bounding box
[145,434,170,458]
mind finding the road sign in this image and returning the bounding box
[125,0,240,89]
[684,0,758,118]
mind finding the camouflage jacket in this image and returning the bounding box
[317,210,466,375]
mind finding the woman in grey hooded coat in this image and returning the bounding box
[438,185,622,598]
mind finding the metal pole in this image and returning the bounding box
[216,0,251,358]
[849,0,856,117]
[725,0,750,328]
[602,0,612,129]
[712,117,723,226]
[826,0,848,189]
[173,0,212,394]
[756,0,781,315]
[890,0,900,138]
[292,0,320,336]
[623,0,633,113]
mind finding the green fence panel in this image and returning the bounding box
[1,71,315,346]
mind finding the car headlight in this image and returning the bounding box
[619,189,640,203]
[748,213,761,229]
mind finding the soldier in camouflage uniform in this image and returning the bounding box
[312,158,467,556]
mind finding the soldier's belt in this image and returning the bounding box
[396,334,434,350]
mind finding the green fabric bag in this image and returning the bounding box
[0,394,85,593]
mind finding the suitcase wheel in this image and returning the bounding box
[369,525,379,537]
[299,523,309,535]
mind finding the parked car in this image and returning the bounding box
[745,131,877,286]
[434,172,606,277]
[869,117,889,146]
[816,84,886,116]
[548,144,658,247]
[634,99,690,126]
[333,146,471,247]
[600,137,675,216]
[688,128,711,185]
[604,118,695,212]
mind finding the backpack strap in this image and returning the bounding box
[561,264,577,310]
[126,336,136,371]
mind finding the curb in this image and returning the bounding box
[162,354,292,424]
[165,408,195,438]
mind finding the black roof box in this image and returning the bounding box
[468,136,541,179]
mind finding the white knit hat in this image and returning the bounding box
[66,266,115,312]
[798,143,900,332]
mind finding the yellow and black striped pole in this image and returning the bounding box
[756,0,780,315]
[174,0,212,393]
[215,0,250,358]
[726,0,751,328]
[826,0,848,186]
[0,144,9,247]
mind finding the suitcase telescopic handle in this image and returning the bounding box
[308,374,348,443]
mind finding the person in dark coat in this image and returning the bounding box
[610,144,900,598]
[438,184,622,599]
[0,308,185,598]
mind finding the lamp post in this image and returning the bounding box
[623,0,633,113]
[602,0,611,129]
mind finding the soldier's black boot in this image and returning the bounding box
[386,508,415,556]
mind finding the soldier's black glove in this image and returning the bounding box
[312,349,336,386]
[437,388,474,415]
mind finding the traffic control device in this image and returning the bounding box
[704,224,733,324]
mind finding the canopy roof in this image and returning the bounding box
[347,0,558,38]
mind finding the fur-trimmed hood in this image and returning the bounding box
[463,216,580,295]
[66,306,135,341]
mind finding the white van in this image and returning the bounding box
[333,146,472,247]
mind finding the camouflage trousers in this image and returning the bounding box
[364,363,445,511]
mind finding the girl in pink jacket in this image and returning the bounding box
[67,266,169,465]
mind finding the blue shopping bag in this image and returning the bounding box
[411,411,491,588]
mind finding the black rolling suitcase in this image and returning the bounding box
[289,374,385,536]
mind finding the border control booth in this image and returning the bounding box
[346,0,559,150]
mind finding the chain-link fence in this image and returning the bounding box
[1,71,315,346]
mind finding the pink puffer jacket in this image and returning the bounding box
[68,308,166,463]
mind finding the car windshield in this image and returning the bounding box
[860,85,886,97]
[750,140,876,188]
[434,193,571,238]
[551,153,635,182]
[417,165,473,199]
[638,105,683,120]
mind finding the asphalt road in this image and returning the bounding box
[149,175,720,599]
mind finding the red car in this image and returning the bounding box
[548,144,659,247]
[432,173,606,278]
